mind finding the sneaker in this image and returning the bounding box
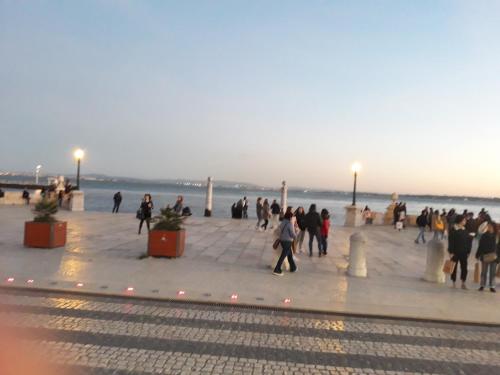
[290,267,298,273]
[272,271,284,276]
[478,286,484,291]
[491,288,496,293]
[323,251,327,255]
[461,283,468,290]
[414,240,419,244]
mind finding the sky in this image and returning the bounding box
[1,1,500,197]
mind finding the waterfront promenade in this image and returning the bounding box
[1,206,499,324]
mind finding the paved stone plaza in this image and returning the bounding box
[0,206,499,324]
[1,288,499,375]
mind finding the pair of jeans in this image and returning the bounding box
[261,219,269,230]
[296,230,306,250]
[415,227,426,243]
[138,218,150,233]
[274,241,296,273]
[480,261,497,287]
[308,229,321,256]
[320,235,328,254]
[451,254,468,282]
[112,202,121,213]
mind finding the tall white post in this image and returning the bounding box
[280,180,287,214]
[204,176,213,217]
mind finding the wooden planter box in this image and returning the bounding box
[147,229,185,257]
[24,221,67,249]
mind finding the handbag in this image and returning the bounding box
[272,224,287,249]
[483,252,497,263]
[136,209,144,220]
[442,259,456,274]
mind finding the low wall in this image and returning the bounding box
[0,190,83,211]
[0,191,42,206]
[365,211,418,227]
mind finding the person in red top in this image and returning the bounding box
[320,209,330,255]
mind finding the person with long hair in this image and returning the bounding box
[475,221,499,292]
[320,209,331,255]
[294,206,306,253]
[138,194,154,234]
[273,210,297,276]
[304,204,322,257]
[261,199,270,230]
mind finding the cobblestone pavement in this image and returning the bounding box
[1,288,499,375]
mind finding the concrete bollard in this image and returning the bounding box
[347,232,367,277]
[280,180,287,214]
[423,239,446,283]
[204,177,213,217]
[69,190,85,211]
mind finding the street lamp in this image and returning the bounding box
[351,162,361,206]
[73,148,84,190]
[35,165,42,185]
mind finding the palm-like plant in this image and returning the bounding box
[152,207,184,231]
[33,198,58,222]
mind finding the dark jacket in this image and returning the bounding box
[304,211,322,232]
[448,225,470,257]
[475,232,498,260]
[140,201,153,218]
[295,212,306,231]
[113,192,122,203]
[416,214,427,228]
[271,203,281,215]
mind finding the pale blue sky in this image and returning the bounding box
[1,1,500,196]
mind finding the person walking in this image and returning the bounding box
[242,196,249,219]
[304,204,322,257]
[294,207,306,253]
[320,209,330,255]
[255,197,263,229]
[273,211,297,276]
[261,199,270,230]
[415,210,427,244]
[475,221,499,292]
[270,200,281,229]
[431,210,445,240]
[448,215,471,289]
[112,191,122,213]
[138,194,153,234]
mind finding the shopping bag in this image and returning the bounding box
[272,238,281,250]
[474,262,480,283]
[442,259,456,274]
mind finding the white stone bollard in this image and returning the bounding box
[69,190,85,211]
[280,180,287,214]
[423,239,446,283]
[204,177,213,217]
[347,232,367,277]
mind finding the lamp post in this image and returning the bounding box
[35,165,42,185]
[73,149,84,190]
[351,162,361,206]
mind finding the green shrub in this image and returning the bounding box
[33,198,58,222]
[152,207,184,231]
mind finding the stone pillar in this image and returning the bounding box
[347,232,367,277]
[423,239,446,283]
[280,180,287,213]
[204,177,213,217]
[344,205,363,227]
[69,190,84,211]
[384,192,399,225]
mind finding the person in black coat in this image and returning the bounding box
[475,221,499,292]
[304,204,322,257]
[112,192,122,213]
[138,194,153,234]
[448,215,471,289]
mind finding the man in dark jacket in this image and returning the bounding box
[270,200,281,229]
[448,215,470,289]
[304,204,322,257]
[112,192,122,213]
[415,210,428,244]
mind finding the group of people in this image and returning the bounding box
[255,198,282,230]
[265,203,331,276]
[136,194,190,234]
[231,197,249,219]
[416,207,499,292]
[393,202,408,230]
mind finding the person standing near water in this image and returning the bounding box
[138,194,153,234]
[294,207,306,253]
[320,209,330,256]
[255,197,263,229]
[304,204,322,257]
[173,195,183,214]
[242,196,249,219]
[112,192,122,213]
[448,215,470,289]
[475,221,498,292]
[270,199,280,229]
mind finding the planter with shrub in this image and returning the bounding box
[24,198,67,248]
[147,208,186,257]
